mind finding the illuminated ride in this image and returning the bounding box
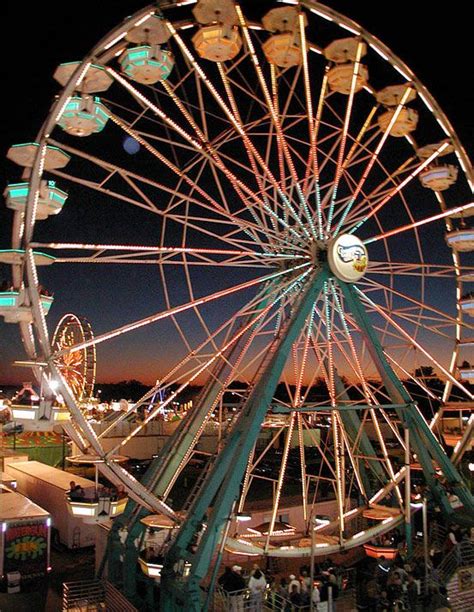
[51,313,96,402]
[2,1,473,609]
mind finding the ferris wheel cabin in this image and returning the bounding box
[325,38,368,94]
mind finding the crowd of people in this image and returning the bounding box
[216,517,471,612]
[218,562,344,611]
[358,518,473,611]
[362,555,423,611]
[218,564,269,611]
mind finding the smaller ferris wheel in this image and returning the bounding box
[52,313,96,401]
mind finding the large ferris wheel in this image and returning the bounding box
[2,0,473,608]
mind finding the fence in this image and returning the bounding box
[62,579,138,611]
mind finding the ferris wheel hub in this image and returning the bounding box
[327,234,368,282]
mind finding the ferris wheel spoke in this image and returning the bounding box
[360,277,469,329]
[367,260,470,279]
[302,66,328,213]
[170,211,304,258]
[293,305,318,404]
[302,420,338,480]
[106,67,204,150]
[319,281,346,540]
[114,266,312,431]
[332,85,414,235]
[355,286,474,399]
[108,114,265,243]
[106,268,313,456]
[218,61,289,230]
[159,78,276,233]
[310,132,345,213]
[298,9,315,178]
[31,242,301,268]
[264,412,296,552]
[165,20,314,239]
[46,139,273,248]
[107,112,271,247]
[364,201,474,244]
[45,138,202,213]
[236,6,317,239]
[296,413,308,522]
[341,104,379,171]
[334,154,418,230]
[99,282,282,438]
[326,40,366,234]
[54,262,310,358]
[380,310,465,342]
[384,353,441,400]
[278,63,306,123]
[103,92,206,155]
[330,145,413,227]
[64,124,286,251]
[349,141,452,234]
[326,292,449,403]
[206,140,274,237]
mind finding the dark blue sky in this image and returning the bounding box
[1,1,472,385]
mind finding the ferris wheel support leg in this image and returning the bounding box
[125,288,277,517]
[117,311,274,578]
[451,415,474,466]
[117,286,282,577]
[338,281,474,522]
[333,370,386,497]
[160,269,329,611]
[123,523,146,603]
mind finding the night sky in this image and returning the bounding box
[1,1,472,386]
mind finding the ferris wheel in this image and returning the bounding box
[2,0,473,608]
[51,313,96,401]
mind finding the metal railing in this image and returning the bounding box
[63,579,138,611]
[264,589,309,611]
[213,583,356,611]
[213,586,302,611]
[436,540,474,584]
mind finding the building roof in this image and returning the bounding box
[6,460,95,491]
[0,484,50,521]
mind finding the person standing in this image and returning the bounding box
[312,582,321,609]
[301,569,311,593]
[222,565,246,612]
[288,573,301,593]
[248,567,267,611]
[406,573,419,611]
[289,584,303,608]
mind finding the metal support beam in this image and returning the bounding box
[338,281,474,519]
[332,369,386,496]
[160,268,328,610]
[110,299,275,594]
[270,402,410,412]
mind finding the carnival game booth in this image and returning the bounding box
[0,484,51,589]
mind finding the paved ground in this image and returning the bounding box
[0,546,95,612]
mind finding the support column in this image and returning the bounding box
[404,425,413,556]
[338,280,474,520]
[161,268,329,610]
